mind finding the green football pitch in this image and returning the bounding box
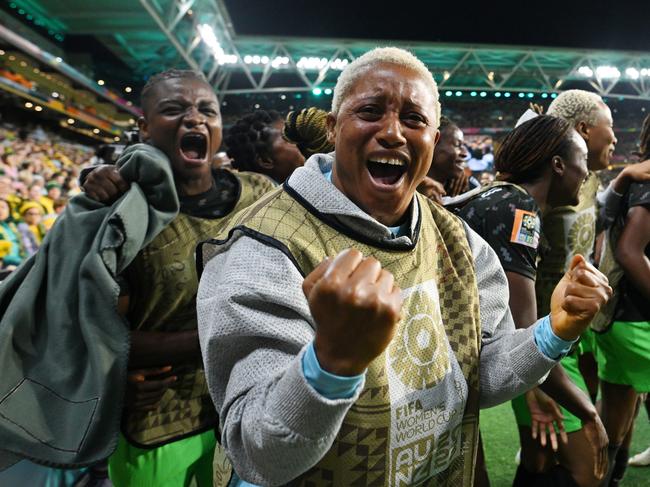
[481,403,650,486]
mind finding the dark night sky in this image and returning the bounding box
[224,0,650,52]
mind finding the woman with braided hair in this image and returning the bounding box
[449,115,610,487]
[225,110,305,184]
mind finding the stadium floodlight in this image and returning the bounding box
[280,94,286,100]
[198,24,224,59]
[125,87,132,93]
[93,128,100,134]
[271,56,290,68]
[324,88,333,95]
[54,57,62,63]
[455,91,462,96]
[67,118,75,124]
[51,92,59,98]
[312,88,322,95]
[480,92,487,97]
[541,93,548,98]
[626,68,640,80]
[97,80,105,86]
[34,106,43,112]
[445,90,453,97]
[527,93,534,98]
[494,92,502,98]
[518,93,525,98]
[470,91,477,97]
[595,66,620,79]
[551,93,558,98]
[298,57,331,70]
[24,102,33,108]
[330,59,349,70]
[198,24,236,65]
[578,66,594,77]
[504,92,511,98]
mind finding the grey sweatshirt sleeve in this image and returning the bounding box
[462,222,558,409]
[197,236,362,486]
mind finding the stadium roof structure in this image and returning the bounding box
[7,0,650,101]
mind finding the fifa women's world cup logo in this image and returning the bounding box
[388,285,450,390]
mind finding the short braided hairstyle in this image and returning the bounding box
[495,115,575,184]
[331,47,440,127]
[547,89,604,126]
[141,69,209,114]
[224,110,284,172]
[283,107,334,158]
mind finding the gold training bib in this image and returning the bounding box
[207,188,482,486]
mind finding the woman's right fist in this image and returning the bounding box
[82,164,129,203]
[303,249,403,376]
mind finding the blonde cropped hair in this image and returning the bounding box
[331,47,441,128]
[547,89,606,127]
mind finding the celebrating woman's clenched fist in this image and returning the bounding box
[302,249,403,376]
[550,254,613,341]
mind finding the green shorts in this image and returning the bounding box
[595,321,650,392]
[577,327,597,355]
[108,430,216,487]
[511,352,588,434]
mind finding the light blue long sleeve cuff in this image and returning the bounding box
[533,314,577,360]
[302,341,365,399]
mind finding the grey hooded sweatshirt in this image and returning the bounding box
[197,154,557,485]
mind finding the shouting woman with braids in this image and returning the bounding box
[80,69,276,486]
[449,115,609,487]
[225,110,305,185]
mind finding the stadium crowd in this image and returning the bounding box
[0,124,89,272]
[0,46,649,487]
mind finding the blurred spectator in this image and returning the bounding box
[0,175,22,220]
[479,171,496,186]
[18,201,46,252]
[0,199,24,269]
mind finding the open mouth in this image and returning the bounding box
[179,132,208,162]
[366,158,407,186]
